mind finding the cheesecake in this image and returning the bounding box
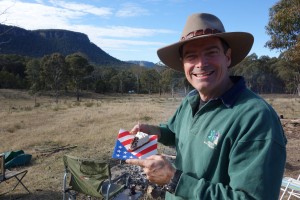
[130,131,150,151]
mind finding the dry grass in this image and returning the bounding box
[262,95,300,119]
[0,89,299,199]
[0,89,181,199]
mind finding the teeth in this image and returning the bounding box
[194,72,210,77]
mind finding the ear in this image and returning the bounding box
[225,48,232,68]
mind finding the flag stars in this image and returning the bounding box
[113,132,157,160]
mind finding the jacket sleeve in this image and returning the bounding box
[158,101,185,146]
[174,139,286,199]
[159,124,176,146]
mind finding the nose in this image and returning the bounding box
[194,54,207,68]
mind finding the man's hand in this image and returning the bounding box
[130,124,161,139]
[126,155,175,185]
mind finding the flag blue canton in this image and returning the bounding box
[112,140,138,160]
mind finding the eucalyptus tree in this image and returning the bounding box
[41,53,68,103]
[140,69,160,94]
[232,53,261,92]
[0,54,27,89]
[265,0,300,95]
[129,65,145,94]
[26,58,42,105]
[65,53,94,101]
[160,68,185,96]
[273,57,299,94]
[109,70,136,94]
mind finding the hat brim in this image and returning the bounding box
[157,32,254,72]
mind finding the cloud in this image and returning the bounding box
[0,0,84,28]
[0,0,175,61]
[96,38,166,50]
[116,3,150,17]
[48,0,113,17]
[72,24,173,38]
[34,0,45,4]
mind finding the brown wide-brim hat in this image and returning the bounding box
[157,13,254,72]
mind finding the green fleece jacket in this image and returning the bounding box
[159,76,286,200]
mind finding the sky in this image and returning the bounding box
[0,0,280,63]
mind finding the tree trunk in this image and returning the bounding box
[76,87,80,101]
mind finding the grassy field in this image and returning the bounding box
[0,89,299,199]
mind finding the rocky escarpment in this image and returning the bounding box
[0,24,128,66]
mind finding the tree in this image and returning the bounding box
[95,79,106,94]
[41,53,68,103]
[140,69,160,94]
[161,68,185,96]
[65,53,94,101]
[265,0,300,95]
[92,67,118,93]
[273,57,300,94]
[0,70,18,88]
[232,54,260,92]
[0,54,28,89]
[129,65,146,94]
[265,0,300,51]
[26,58,42,105]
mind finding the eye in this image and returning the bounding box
[183,53,197,62]
[206,48,220,56]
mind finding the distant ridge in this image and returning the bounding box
[0,24,130,66]
[127,60,155,68]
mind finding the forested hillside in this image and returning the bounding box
[0,24,129,66]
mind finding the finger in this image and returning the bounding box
[143,167,151,174]
[126,159,146,167]
[130,124,140,135]
[146,154,163,160]
[126,158,156,169]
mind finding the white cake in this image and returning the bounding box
[130,131,150,151]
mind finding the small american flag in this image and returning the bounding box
[112,129,158,160]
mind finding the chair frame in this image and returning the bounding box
[0,154,30,196]
[280,174,300,200]
[62,155,131,200]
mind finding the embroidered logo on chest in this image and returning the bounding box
[204,130,222,149]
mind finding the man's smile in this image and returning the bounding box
[191,70,215,78]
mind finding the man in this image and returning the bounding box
[126,13,286,199]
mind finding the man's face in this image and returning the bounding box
[182,37,232,99]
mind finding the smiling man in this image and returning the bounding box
[182,37,232,101]
[126,13,287,200]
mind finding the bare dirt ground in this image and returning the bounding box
[281,118,300,179]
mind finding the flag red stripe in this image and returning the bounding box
[121,138,132,146]
[118,131,130,138]
[135,144,157,158]
[149,136,157,141]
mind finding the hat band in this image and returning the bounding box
[180,28,222,41]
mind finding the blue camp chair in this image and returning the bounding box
[280,175,300,200]
[0,153,30,196]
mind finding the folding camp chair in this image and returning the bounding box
[0,153,30,196]
[63,154,139,200]
[280,174,300,200]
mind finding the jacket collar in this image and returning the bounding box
[187,76,246,108]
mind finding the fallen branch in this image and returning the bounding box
[34,145,77,154]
